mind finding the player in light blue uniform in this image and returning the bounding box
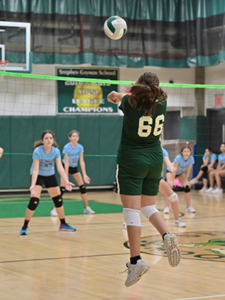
[207,143,225,194]
[158,145,186,227]
[50,130,94,217]
[20,130,76,235]
[190,147,217,192]
[167,146,196,213]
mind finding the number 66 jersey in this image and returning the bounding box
[118,94,166,152]
[116,94,167,196]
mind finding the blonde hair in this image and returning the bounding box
[34,130,58,149]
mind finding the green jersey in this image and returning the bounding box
[118,94,167,152]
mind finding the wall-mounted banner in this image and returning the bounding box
[57,68,118,114]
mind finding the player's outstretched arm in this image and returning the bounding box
[107,91,126,104]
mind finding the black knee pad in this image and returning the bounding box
[201,166,208,173]
[28,197,39,211]
[79,184,86,194]
[184,185,191,193]
[202,172,208,179]
[60,186,65,196]
[52,195,63,208]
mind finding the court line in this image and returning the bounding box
[0,252,128,264]
[173,294,225,300]
[1,219,225,235]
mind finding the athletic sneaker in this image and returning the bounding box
[83,206,95,214]
[50,207,58,217]
[59,223,76,231]
[189,177,198,185]
[174,218,186,228]
[20,226,27,235]
[163,233,181,267]
[123,259,150,287]
[199,187,206,193]
[164,207,170,214]
[205,187,213,193]
[212,188,223,194]
[123,222,127,229]
[186,206,196,213]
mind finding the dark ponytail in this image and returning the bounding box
[34,130,59,149]
[129,72,167,116]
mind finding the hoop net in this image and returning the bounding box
[0,60,8,70]
[0,60,8,81]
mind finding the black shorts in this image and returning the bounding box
[166,170,182,178]
[62,163,79,175]
[34,174,59,188]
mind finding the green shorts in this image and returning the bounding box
[115,150,163,196]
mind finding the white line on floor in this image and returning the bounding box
[173,294,225,300]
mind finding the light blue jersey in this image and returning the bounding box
[203,153,217,168]
[30,145,61,176]
[62,142,84,167]
[167,154,195,175]
[218,153,225,165]
[162,147,168,158]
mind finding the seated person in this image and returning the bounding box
[189,147,217,193]
[206,143,225,194]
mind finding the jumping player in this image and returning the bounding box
[108,72,181,287]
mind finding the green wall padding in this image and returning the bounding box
[0,115,123,189]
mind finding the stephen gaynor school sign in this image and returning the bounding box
[57,68,119,114]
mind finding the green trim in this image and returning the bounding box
[1,0,225,21]
[0,197,123,218]
[7,49,225,70]
[2,69,225,89]
[106,16,117,34]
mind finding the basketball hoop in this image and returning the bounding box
[0,60,8,71]
[0,60,8,81]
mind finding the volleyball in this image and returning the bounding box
[104,16,127,40]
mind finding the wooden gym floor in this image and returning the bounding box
[0,190,225,300]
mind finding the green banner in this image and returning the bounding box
[57,68,118,114]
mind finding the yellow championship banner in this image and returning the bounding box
[57,67,119,114]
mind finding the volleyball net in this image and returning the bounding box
[0,70,224,190]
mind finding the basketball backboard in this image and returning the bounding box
[0,21,31,72]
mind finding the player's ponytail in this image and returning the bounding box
[129,72,167,116]
[33,130,59,148]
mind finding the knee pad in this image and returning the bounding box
[52,195,63,208]
[123,208,141,227]
[184,185,191,193]
[27,197,39,211]
[168,192,178,202]
[141,205,159,220]
[60,186,65,196]
[201,166,208,173]
[202,172,208,179]
[79,184,86,194]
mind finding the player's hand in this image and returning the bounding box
[107,91,121,104]
[29,185,36,196]
[170,166,177,173]
[83,174,91,184]
[65,181,75,192]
